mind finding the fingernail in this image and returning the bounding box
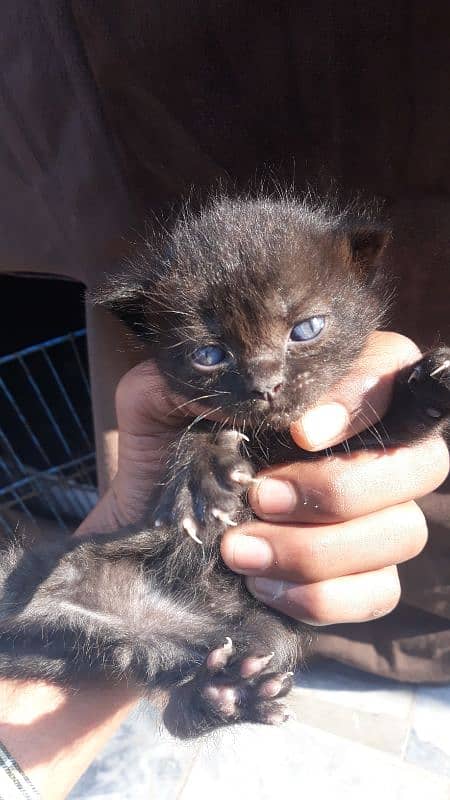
[228,534,273,572]
[255,479,297,515]
[248,577,286,602]
[300,402,349,448]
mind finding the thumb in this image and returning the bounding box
[112,360,187,524]
[291,331,421,451]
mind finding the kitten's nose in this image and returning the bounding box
[249,380,283,403]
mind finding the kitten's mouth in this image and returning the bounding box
[229,397,305,431]
[190,394,305,431]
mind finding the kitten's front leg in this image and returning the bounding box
[342,346,450,452]
[377,346,450,445]
[153,428,256,544]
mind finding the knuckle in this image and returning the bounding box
[317,470,353,519]
[285,463,351,520]
[306,532,338,580]
[295,582,335,625]
[115,371,129,410]
[115,367,140,418]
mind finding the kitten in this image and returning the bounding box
[0,196,449,739]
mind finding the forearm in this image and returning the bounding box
[0,679,139,800]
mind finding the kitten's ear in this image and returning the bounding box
[88,274,150,339]
[348,226,389,266]
[341,225,390,271]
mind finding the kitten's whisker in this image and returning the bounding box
[342,438,351,455]
[362,398,390,443]
[253,417,271,462]
[355,409,386,451]
[168,393,227,415]
[162,370,231,396]
[346,420,368,451]
[161,371,199,391]
[184,406,224,433]
[165,340,189,350]
[273,430,290,449]
[212,416,231,440]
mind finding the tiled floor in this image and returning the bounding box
[69,659,450,800]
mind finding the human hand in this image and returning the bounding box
[77,358,190,534]
[80,332,449,629]
[220,331,450,625]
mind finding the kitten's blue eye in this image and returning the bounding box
[191,345,228,369]
[290,316,325,342]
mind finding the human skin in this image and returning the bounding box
[0,331,448,799]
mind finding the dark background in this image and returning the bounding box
[0,276,85,356]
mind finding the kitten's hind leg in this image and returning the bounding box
[163,612,307,739]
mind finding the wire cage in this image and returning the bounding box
[0,329,98,536]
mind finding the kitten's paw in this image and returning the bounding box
[407,346,450,419]
[154,430,255,544]
[163,638,294,738]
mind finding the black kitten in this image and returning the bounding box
[0,196,449,739]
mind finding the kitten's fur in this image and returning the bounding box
[0,196,449,739]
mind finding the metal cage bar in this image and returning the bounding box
[0,330,97,534]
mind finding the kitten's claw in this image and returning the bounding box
[182,517,203,545]
[257,672,294,699]
[230,469,259,487]
[224,430,250,443]
[430,359,450,378]
[206,637,234,670]
[240,653,274,678]
[212,508,238,527]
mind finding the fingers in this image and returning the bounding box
[245,566,402,625]
[221,501,427,584]
[247,437,450,524]
[221,329,448,626]
[291,331,422,451]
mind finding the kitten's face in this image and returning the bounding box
[100,198,387,429]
